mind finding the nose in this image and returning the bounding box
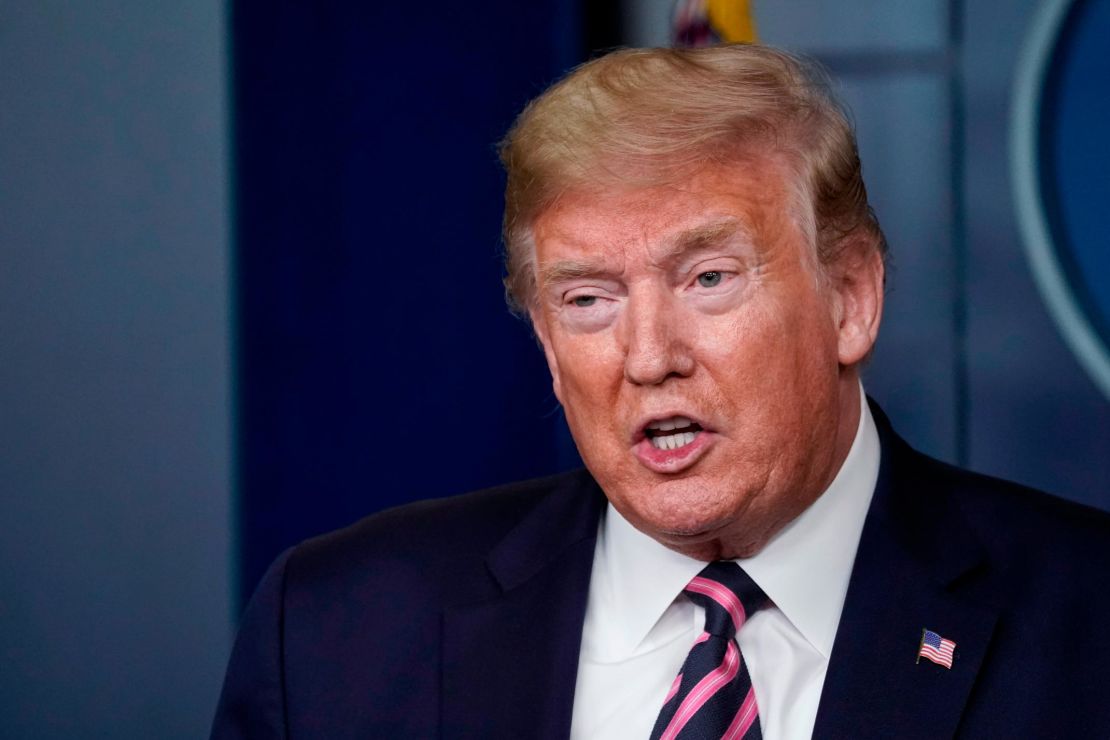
[621,285,696,386]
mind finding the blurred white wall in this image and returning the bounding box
[0,2,231,736]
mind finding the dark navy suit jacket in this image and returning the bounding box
[212,406,1110,738]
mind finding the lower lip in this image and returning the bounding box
[632,431,715,474]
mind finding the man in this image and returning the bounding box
[212,45,1110,739]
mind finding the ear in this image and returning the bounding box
[829,240,884,367]
[528,306,565,404]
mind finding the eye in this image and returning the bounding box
[571,295,597,307]
[696,271,723,288]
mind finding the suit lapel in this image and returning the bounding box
[813,406,1000,739]
[441,472,604,740]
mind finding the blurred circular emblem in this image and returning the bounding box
[1012,0,1110,400]
[672,0,758,48]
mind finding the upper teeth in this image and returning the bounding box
[646,417,700,451]
[648,416,692,432]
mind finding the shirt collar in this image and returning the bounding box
[588,389,880,661]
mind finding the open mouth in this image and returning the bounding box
[644,416,704,451]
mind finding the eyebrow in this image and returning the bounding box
[536,217,750,291]
[666,218,744,256]
[537,259,604,291]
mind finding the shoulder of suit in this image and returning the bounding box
[278,467,598,604]
[870,400,1110,558]
[897,441,1110,573]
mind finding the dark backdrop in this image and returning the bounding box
[231,2,623,606]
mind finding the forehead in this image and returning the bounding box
[532,156,810,263]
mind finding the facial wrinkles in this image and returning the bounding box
[537,179,776,310]
[531,156,851,560]
[535,235,625,298]
[619,196,770,403]
[680,218,832,542]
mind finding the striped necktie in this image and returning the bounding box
[650,561,770,740]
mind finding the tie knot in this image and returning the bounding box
[684,561,769,639]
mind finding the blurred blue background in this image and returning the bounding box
[2,1,1107,737]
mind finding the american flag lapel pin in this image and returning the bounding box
[917,628,956,669]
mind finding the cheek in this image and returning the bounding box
[697,295,839,409]
[694,304,777,367]
[549,335,624,409]
[552,355,632,458]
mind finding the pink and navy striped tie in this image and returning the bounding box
[650,561,770,740]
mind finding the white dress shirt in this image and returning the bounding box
[570,392,880,740]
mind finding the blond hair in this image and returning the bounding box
[498,44,886,313]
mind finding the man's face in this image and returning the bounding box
[529,158,881,560]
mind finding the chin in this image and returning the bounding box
[651,508,728,538]
[615,476,773,555]
[655,529,758,561]
[629,494,741,543]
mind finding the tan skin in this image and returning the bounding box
[529,157,884,561]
